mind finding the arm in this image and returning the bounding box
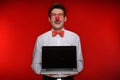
[31,38,42,74]
[77,37,84,73]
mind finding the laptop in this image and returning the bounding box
[41,46,78,74]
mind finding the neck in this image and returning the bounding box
[52,27,64,31]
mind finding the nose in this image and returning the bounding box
[55,16,60,21]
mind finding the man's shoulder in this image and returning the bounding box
[37,30,51,40]
[65,30,80,38]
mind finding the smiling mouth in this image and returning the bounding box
[54,21,61,24]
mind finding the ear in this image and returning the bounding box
[48,17,51,22]
[64,16,67,22]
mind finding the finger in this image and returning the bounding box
[47,74,57,76]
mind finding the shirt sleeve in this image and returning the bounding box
[31,38,42,74]
[76,37,84,73]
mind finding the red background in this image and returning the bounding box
[0,0,120,80]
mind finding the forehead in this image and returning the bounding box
[51,8,64,13]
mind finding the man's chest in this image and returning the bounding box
[41,36,76,46]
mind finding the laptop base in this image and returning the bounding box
[41,71,78,74]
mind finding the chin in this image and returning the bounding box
[54,25,61,28]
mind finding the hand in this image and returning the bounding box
[45,74,58,77]
[63,74,74,76]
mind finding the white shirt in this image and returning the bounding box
[31,29,84,77]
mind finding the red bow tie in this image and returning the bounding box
[52,30,64,37]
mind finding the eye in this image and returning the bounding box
[51,13,56,16]
[58,13,64,16]
[50,13,64,17]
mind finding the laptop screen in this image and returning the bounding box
[42,46,77,69]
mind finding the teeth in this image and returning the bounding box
[54,21,61,24]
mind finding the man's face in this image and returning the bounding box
[49,8,67,30]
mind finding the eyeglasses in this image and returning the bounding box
[50,13,64,17]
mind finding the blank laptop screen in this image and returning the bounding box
[42,46,77,69]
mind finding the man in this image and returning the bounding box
[31,3,83,80]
